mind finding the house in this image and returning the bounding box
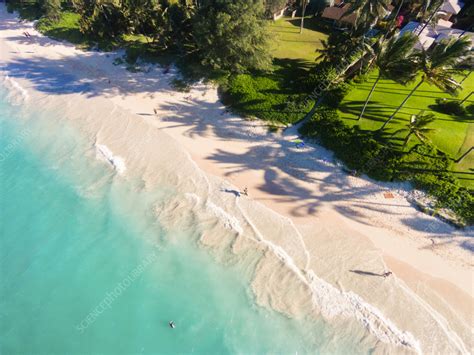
[400,21,474,50]
[321,4,359,26]
[321,1,393,27]
[438,0,464,21]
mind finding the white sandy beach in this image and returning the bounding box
[1,6,473,353]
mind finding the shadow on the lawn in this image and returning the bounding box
[350,86,450,100]
[338,100,412,124]
[287,18,332,34]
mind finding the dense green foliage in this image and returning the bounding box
[73,0,129,39]
[223,69,311,124]
[9,0,272,74]
[193,0,272,73]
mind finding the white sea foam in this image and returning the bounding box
[3,75,29,105]
[270,243,422,352]
[307,273,423,353]
[199,193,424,352]
[205,200,244,235]
[240,213,423,353]
[95,144,126,174]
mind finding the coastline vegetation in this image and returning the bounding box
[5,0,473,225]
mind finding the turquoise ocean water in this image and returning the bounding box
[0,86,363,354]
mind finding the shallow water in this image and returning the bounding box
[0,85,366,354]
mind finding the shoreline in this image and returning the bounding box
[1,6,472,353]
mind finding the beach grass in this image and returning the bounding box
[339,72,474,187]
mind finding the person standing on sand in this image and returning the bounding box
[242,187,248,196]
[382,271,392,278]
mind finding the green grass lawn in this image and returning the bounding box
[36,12,93,48]
[268,16,328,62]
[339,72,474,187]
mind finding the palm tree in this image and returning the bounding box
[300,0,308,34]
[393,111,436,146]
[416,0,444,37]
[345,0,392,29]
[381,36,472,129]
[317,31,362,63]
[358,33,418,120]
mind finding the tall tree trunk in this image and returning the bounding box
[381,79,424,130]
[358,74,381,120]
[417,4,442,37]
[300,0,307,34]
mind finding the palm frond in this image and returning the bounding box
[377,33,419,84]
[429,36,472,69]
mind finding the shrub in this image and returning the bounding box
[432,98,467,116]
[224,74,310,124]
[412,173,474,225]
[324,81,352,108]
[301,62,338,92]
[300,105,392,176]
[352,73,370,84]
[300,62,351,108]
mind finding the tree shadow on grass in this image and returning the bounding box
[353,82,453,96]
[338,101,412,124]
[272,58,314,80]
[287,18,332,34]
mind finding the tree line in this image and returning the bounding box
[9,0,275,74]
